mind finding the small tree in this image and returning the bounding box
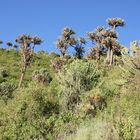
[88,47,99,60]
[88,27,106,66]
[69,37,86,59]
[101,36,121,65]
[105,18,125,65]
[16,34,43,87]
[56,27,75,58]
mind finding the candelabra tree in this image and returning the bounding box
[56,27,75,58]
[15,34,43,87]
[88,26,107,66]
[105,18,125,65]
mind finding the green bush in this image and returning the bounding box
[0,69,8,78]
[0,86,60,140]
[58,60,99,110]
[51,57,65,72]
[32,68,52,85]
[64,119,120,140]
[0,82,16,102]
[0,85,82,140]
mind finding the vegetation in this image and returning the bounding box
[0,18,140,140]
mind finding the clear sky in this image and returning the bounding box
[0,0,140,53]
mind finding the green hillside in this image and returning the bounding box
[0,18,140,140]
[0,46,140,140]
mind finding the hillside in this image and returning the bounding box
[0,46,140,140]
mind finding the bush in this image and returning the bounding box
[0,85,81,140]
[32,68,52,85]
[50,52,60,58]
[58,60,99,110]
[64,119,120,140]
[51,58,65,72]
[0,82,16,102]
[0,86,60,140]
[0,69,8,78]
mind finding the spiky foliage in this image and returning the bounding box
[6,42,13,47]
[56,27,75,57]
[56,38,68,57]
[88,47,99,60]
[130,40,140,55]
[16,34,43,87]
[62,27,75,39]
[92,26,120,65]
[69,37,86,59]
[121,46,129,56]
[101,36,121,65]
[101,18,125,65]
[107,18,125,29]
[88,27,107,65]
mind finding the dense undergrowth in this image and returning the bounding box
[0,47,140,140]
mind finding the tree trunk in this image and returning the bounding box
[96,44,100,68]
[106,47,110,64]
[18,64,27,88]
[109,49,113,65]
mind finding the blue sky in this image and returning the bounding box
[0,0,140,53]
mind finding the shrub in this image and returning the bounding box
[51,58,65,72]
[0,86,60,140]
[75,89,107,118]
[0,82,16,102]
[115,118,134,140]
[58,60,99,110]
[50,52,60,58]
[64,119,120,140]
[32,68,52,85]
[0,69,8,78]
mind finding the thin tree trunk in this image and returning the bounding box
[31,44,35,55]
[18,64,27,88]
[109,49,113,65]
[96,43,100,68]
[106,47,110,64]
[19,50,27,88]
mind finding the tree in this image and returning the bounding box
[16,34,43,87]
[88,26,106,66]
[56,27,75,58]
[107,18,125,30]
[69,37,86,59]
[88,47,99,60]
[105,18,125,65]
[101,35,121,65]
